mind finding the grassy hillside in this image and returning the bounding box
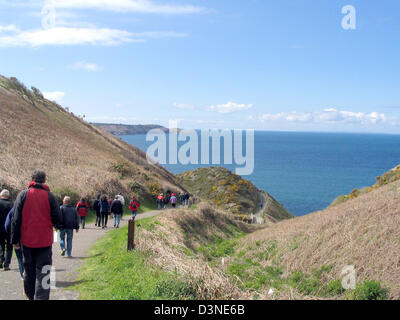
[330,165,400,207]
[0,75,185,203]
[177,167,293,221]
[233,178,400,299]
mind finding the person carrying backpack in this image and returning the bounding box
[93,194,101,227]
[11,170,62,300]
[111,196,123,228]
[128,197,140,221]
[100,195,110,229]
[59,196,79,257]
[76,198,89,229]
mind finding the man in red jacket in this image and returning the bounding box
[11,170,61,300]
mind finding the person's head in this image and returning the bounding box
[119,192,122,196]
[115,195,119,200]
[0,189,10,199]
[31,170,46,184]
[101,195,107,201]
[97,193,101,200]
[81,198,86,202]
[63,196,71,205]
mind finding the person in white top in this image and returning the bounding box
[116,193,125,206]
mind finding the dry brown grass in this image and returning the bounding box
[238,179,400,299]
[135,203,260,299]
[0,75,185,200]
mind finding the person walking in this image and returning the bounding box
[156,193,164,210]
[93,194,101,227]
[111,196,123,228]
[116,193,125,218]
[170,193,177,208]
[76,198,89,229]
[59,197,79,258]
[100,195,109,229]
[0,189,14,271]
[4,207,24,279]
[180,193,185,206]
[184,192,190,207]
[128,197,140,221]
[163,193,170,209]
[11,170,62,300]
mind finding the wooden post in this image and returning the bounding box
[127,219,135,251]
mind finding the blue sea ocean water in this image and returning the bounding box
[120,131,400,216]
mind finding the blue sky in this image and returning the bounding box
[1,0,400,133]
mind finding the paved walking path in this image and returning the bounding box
[0,210,161,300]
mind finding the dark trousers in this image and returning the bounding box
[95,210,101,226]
[0,234,13,267]
[80,216,86,229]
[101,213,109,227]
[22,246,52,300]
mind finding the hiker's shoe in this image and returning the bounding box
[3,266,10,271]
[61,249,66,256]
[67,255,72,259]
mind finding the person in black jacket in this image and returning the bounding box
[111,196,123,228]
[93,194,101,227]
[59,196,79,257]
[0,189,14,271]
[11,170,62,301]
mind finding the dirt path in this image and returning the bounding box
[0,210,162,300]
[252,191,267,224]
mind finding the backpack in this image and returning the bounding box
[129,200,140,211]
[93,199,100,210]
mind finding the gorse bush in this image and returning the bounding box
[347,281,389,300]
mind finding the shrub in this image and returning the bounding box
[53,187,80,205]
[347,281,389,300]
[155,278,197,300]
[110,161,134,179]
[326,279,345,296]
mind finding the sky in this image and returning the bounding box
[1,0,400,133]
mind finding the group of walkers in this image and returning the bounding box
[0,169,143,300]
[156,191,190,210]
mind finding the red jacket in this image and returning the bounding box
[129,199,140,212]
[76,201,89,217]
[11,182,61,248]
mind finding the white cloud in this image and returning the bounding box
[0,26,139,47]
[259,108,392,126]
[0,0,205,14]
[209,101,253,114]
[0,24,19,32]
[72,61,103,72]
[0,24,189,47]
[172,102,195,110]
[43,91,65,102]
[46,0,205,14]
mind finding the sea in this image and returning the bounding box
[120,131,400,216]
